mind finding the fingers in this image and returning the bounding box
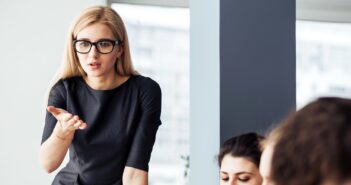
[61,113,73,122]
[47,106,87,131]
[55,111,73,123]
[47,106,70,123]
[78,123,87,130]
[65,115,79,131]
[62,115,87,131]
[74,120,87,130]
[47,106,66,116]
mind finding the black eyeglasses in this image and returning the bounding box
[73,39,123,54]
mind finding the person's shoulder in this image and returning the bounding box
[132,75,161,91]
[61,76,81,84]
[49,79,66,98]
[132,75,161,104]
[51,79,65,91]
[62,76,83,88]
[51,76,81,92]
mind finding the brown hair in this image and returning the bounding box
[271,97,351,185]
[218,132,264,167]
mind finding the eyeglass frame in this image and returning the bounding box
[73,39,123,54]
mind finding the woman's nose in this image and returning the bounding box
[228,179,237,185]
[88,45,99,57]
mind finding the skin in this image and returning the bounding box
[40,23,147,185]
[75,23,128,90]
[259,143,275,185]
[220,154,262,185]
[39,106,87,173]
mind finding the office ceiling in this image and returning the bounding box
[109,0,351,23]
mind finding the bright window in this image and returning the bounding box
[296,21,351,108]
[112,4,190,185]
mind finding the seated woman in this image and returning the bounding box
[271,97,351,185]
[218,132,264,185]
[259,123,285,185]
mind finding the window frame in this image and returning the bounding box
[107,0,188,8]
[297,0,351,23]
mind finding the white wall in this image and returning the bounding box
[0,1,106,184]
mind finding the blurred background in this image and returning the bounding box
[0,0,351,184]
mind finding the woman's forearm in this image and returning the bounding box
[39,122,74,173]
[123,166,148,185]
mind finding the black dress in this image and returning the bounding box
[41,75,162,185]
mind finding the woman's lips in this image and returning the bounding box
[88,62,101,70]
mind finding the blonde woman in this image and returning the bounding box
[39,6,161,185]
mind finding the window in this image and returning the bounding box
[296,21,351,108]
[111,4,190,185]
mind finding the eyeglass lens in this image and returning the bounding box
[75,40,117,54]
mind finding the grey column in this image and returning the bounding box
[220,0,296,143]
[190,0,295,184]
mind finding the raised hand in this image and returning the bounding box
[47,106,87,140]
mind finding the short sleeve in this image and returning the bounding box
[126,79,162,171]
[41,80,67,144]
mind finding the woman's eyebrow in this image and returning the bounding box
[76,37,115,41]
[235,171,254,175]
[220,171,254,175]
[75,38,90,41]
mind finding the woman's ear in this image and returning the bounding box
[116,44,124,57]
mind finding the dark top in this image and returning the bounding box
[41,75,162,185]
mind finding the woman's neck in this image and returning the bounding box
[84,73,128,90]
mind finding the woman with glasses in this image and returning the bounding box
[39,6,161,185]
[218,132,264,185]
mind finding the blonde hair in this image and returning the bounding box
[45,6,137,105]
[61,5,136,79]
